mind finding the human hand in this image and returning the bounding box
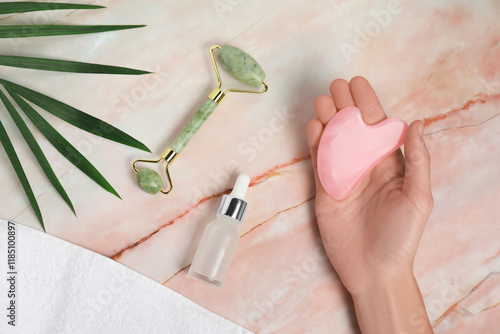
[307,77,434,333]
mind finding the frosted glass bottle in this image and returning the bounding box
[188,174,250,287]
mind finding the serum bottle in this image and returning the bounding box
[188,174,250,287]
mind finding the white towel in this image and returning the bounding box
[0,219,252,334]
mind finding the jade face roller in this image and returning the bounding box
[133,45,268,194]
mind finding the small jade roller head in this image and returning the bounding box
[133,45,268,195]
[217,45,266,87]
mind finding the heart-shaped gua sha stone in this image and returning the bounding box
[317,106,407,200]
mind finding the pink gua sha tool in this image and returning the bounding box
[317,106,408,200]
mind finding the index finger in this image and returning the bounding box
[349,76,387,125]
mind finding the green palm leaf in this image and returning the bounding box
[1,79,150,152]
[0,119,44,231]
[0,89,75,215]
[0,55,150,75]
[7,88,121,199]
[0,2,149,230]
[0,25,145,38]
[0,2,104,15]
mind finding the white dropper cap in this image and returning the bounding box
[229,174,250,200]
[217,174,250,222]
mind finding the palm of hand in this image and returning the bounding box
[307,77,433,293]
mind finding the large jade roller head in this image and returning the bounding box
[133,45,268,195]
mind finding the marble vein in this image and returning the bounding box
[111,155,311,260]
[434,272,500,326]
[425,112,500,136]
[240,196,315,238]
[423,92,498,126]
[162,195,315,285]
[223,0,291,45]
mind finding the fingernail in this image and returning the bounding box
[418,121,424,137]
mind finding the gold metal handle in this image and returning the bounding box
[132,147,178,194]
[132,45,268,195]
[208,45,268,105]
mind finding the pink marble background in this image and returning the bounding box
[1,0,499,333]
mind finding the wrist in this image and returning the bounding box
[351,271,416,306]
[351,271,432,334]
[345,265,415,296]
[351,270,417,313]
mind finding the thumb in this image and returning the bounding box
[402,120,433,212]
